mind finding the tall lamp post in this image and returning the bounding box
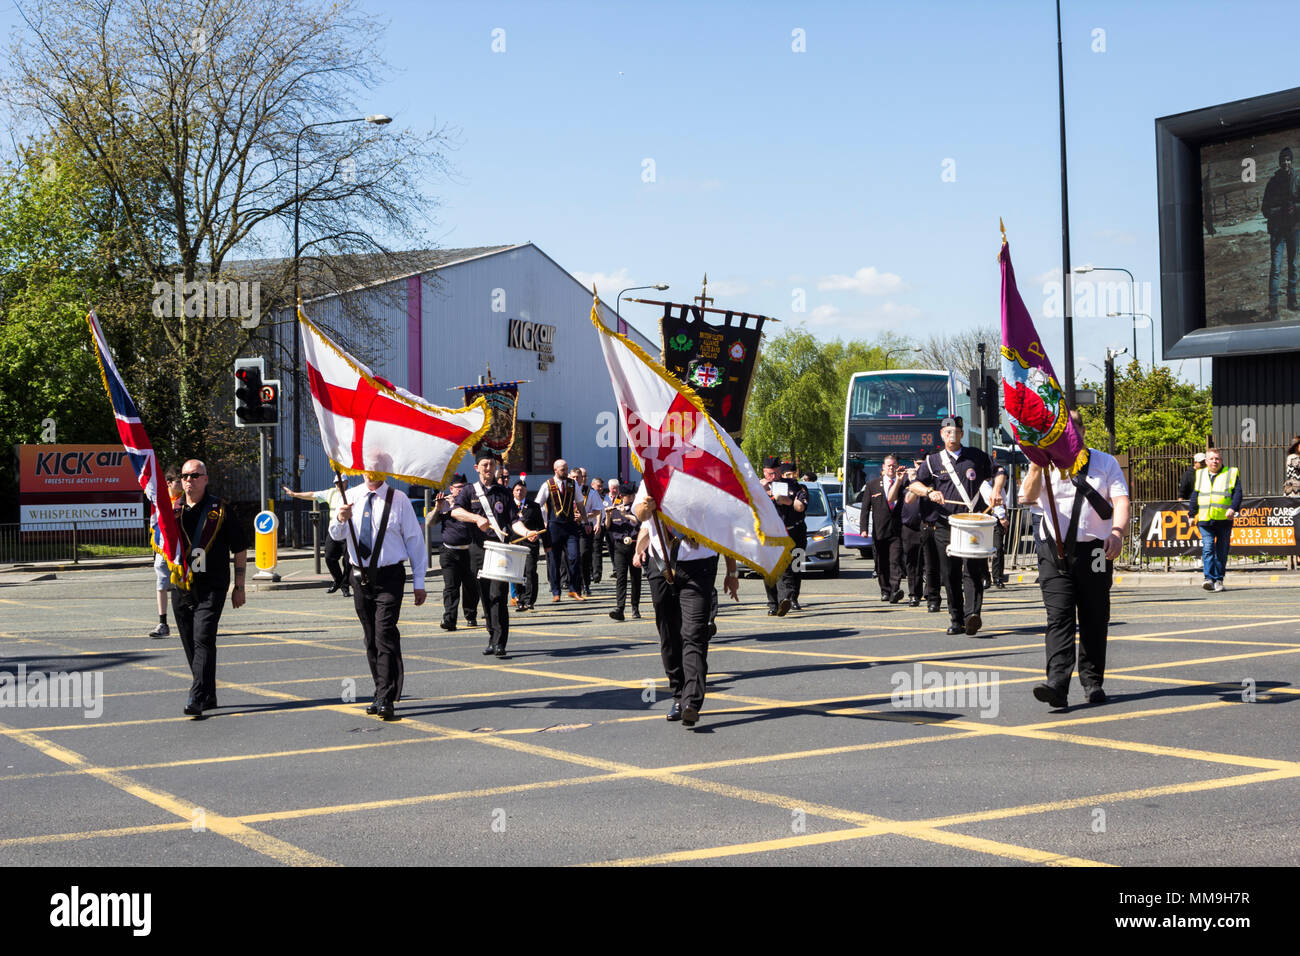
[1075,265,1137,358]
[613,283,669,480]
[1107,311,1156,369]
[884,345,922,369]
[291,113,391,544]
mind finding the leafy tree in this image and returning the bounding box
[917,324,1000,377]
[1078,360,1212,449]
[742,329,840,471]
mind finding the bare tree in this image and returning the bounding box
[5,0,454,453]
[916,324,1001,377]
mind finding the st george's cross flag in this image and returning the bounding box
[999,231,1088,476]
[299,309,490,486]
[590,295,793,584]
[85,310,189,589]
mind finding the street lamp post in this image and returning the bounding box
[884,345,922,370]
[613,283,669,481]
[1075,265,1137,358]
[291,113,390,544]
[1107,311,1155,369]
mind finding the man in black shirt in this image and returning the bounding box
[606,483,642,621]
[452,452,531,657]
[863,453,906,604]
[430,474,477,631]
[510,479,545,611]
[761,457,805,615]
[908,418,1004,636]
[172,459,250,717]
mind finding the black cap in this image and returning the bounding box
[512,479,527,490]
[780,461,795,472]
[475,450,501,464]
[941,416,963,431]
[449,473,467,485]
[620,482,637,496]
[763,455,782,469]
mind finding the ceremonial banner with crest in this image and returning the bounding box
[461,383,520,458]
[999,237,1087,475]
[658,301,767,438]
[592,296,792,584]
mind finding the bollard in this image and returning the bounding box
[313,506,321,575]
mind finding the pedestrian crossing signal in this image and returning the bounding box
[234,357,279,427]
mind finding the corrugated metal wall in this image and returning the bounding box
[1211,351,1300,493]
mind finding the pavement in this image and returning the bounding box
[1,548,1298,867]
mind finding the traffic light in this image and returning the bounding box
[234,357,276,427]
[981,372,1000,429]
[967,368,983,430]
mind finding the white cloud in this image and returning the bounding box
[816,266,905,295]
[571,267,633,296]
[706,278,749,297]
[797,301,921,335]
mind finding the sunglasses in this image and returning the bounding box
[181,473,207,480]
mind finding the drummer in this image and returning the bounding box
[907,416,1004,636]
[451,451,533,658]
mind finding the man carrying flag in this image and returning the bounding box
[590,292,791,729]
[999,231,1129,709]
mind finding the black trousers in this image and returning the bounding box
[590,526,604,583]
[172,586,226,702]
[900,524,924,599]
[766,525,806,608]
[990,521,1006,582]
[324,536,351,588]
[918,522,943,603]
[611,539,642,610]
[649,555,717,709]
[873,534,903,597]
[579,527,595,590]
[547,520,581,595]
[932,521,987,626]
[1037,537,1113,693]
[470,543,510,651]
[520,541,540,608]
[352,563,406,707]
[439,546,478,626]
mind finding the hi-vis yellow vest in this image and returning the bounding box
[1195,467,1239,522]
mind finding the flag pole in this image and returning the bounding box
[333,469,365,582]
[650,513,675,584]
[1042,472,1066,560]
[1057,0,1076,406]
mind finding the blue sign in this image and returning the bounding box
[255,511,277,535]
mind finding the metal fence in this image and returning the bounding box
[1124,435,1290,501]
[0,523,153,565]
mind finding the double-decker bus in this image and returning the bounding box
[841,369,981,553]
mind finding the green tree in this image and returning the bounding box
[742,329,839,471]
[1078,360,1212,449]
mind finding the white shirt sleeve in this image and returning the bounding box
[396,492,428,590]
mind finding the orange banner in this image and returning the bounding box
[19,445,141,495]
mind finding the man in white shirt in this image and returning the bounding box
[1018,412,1130,709]
[633,485,739,729]
[331,465,428,720]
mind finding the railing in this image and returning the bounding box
[0,523,153,565]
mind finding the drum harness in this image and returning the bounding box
[473,481,509,543]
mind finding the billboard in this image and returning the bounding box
[1156,86,1300,358]
[1140,498,1300,556]
[18,444,143,530]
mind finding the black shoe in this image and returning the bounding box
[365,701,379,715]
[909,597,920,607]
[609,609,625,622]
[1033,683,1068,708]
[880,594,891,602]
[706,623,717,639]
[946,625,964,635]
[791,600,802,610]
[927,602,941,613]
[377,703,396,720]
[327,583,341,594]
[482,645,497,655]
[631,608,641,619]
[517,604,530,613]
[342,586,352,598]
[767,606,777,616]
[495,648,508,658]
[776,598,791,617]
[666,700,682,721]
[890,589,904,604]
[203,696,218,710]
[681,704,699,727]
[466,617,477,628]
[965,613,982,636]
[440,621,456,631]
[1085,686,1107,704]
[183,696,203,716]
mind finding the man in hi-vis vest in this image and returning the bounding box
[1187,448,1242,592]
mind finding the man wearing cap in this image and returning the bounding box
[1188,448,1242,592]
[331,462,428,720]
[1178,452,1206,501]
[1019,412,1130,708]
[759,456,801,616]
[535,459,586,602]
[452,452,536,657]
[606,482,642,621]
[510,479,545,611]
[1263,146,1300,320]
[429,473,477,631]
[907,416,1005,635]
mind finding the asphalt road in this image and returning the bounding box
[1,551,1297,867]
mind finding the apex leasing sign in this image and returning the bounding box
[508,318,556,370]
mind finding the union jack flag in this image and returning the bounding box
[85,311,189,589]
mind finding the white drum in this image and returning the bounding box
[945,513,998,558]
[478,540,530,583]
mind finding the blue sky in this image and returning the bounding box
[12,0,1300,386]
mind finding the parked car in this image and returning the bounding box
[740,481,840,577]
